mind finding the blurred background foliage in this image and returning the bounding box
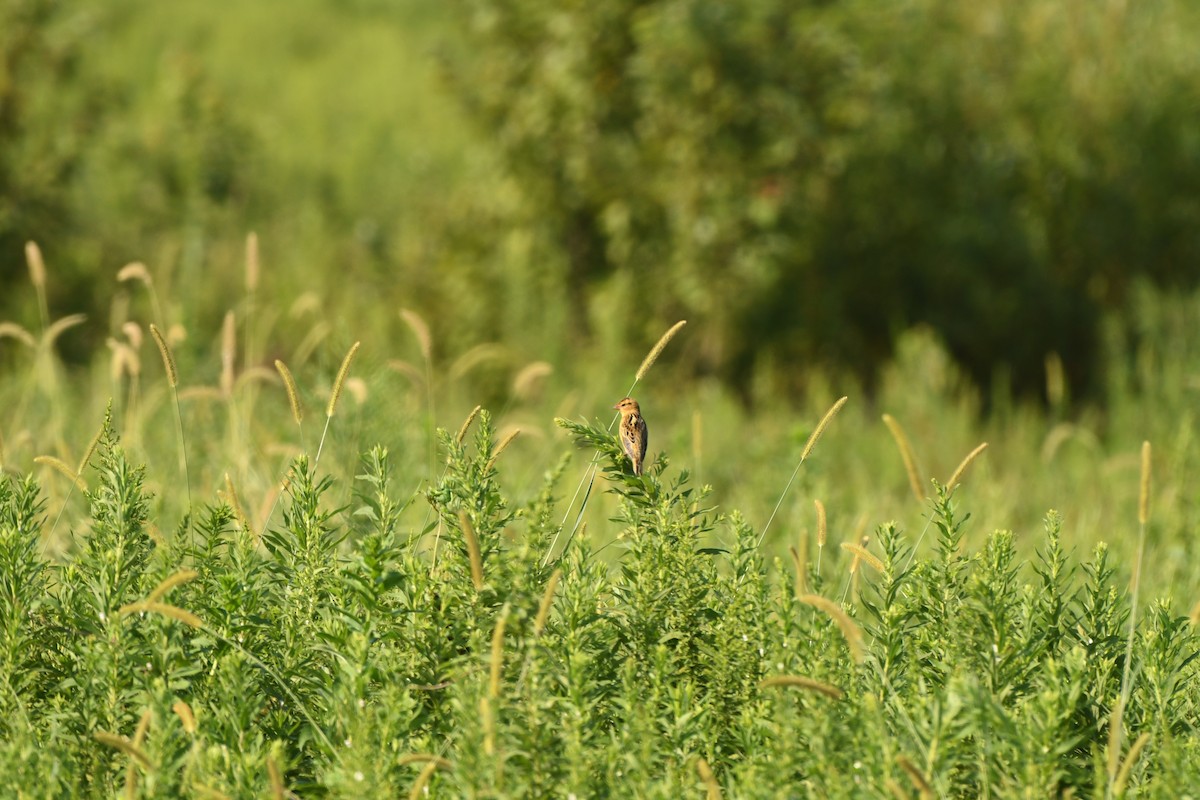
[447,0,1200,396]
[5,0,1200,398]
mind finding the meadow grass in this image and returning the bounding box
[5,2,1200,793]
[2,263,1200,797]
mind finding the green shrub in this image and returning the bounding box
[0,406,1196,796]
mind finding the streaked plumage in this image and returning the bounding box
[613,397,648,476]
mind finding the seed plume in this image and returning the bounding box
[460,511,484,591]
[882,414,925,502]
[327,341,361,418]
[798,593,865,663]
[400,308,432,362]
[25,241,46,288]
[147,569,199,603]
[456,405,482,445]
[947,442,988,489]
[841,542,885,573]
[802,396,848,461]
[1138,440,1151,526]
[696,757,721,800]
[245,231,260,293]
[636,320,687,381]
[534,569,563,636]
[759,675,844,699]
[489,605,509,698]
[149,324,178,387]
[274,359,303,424]
[220,311,236,397]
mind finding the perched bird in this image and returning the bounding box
[613,397,648,476]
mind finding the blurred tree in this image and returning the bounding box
[0,0,259,355]
[0,0,100,324]
[445,0,1200,400]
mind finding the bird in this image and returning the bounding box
[613,397,648,476]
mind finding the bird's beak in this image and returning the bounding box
[612,402,620,410]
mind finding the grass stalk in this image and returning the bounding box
[757,397,848,547]
[150,324,192,549]
[1110,440,1151,798]
[314,341,360,469]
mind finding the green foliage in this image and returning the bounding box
[0,0,260,337]
[7,0,1200,398]
[1,410,1197,796]
[447,0,1200,393]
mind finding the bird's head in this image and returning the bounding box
[613,397,641,414]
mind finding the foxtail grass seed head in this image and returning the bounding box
[485,429,520,473]
[25,241,45,288]
[801,396,848,461]
[44,313,86,345]
[274,360,303,424]
[1114,732,1151,795]
[636,320,687,382]
[267,756,285,800]
[1107,699,1125,782]
[456,405,482,446]
[814,499,827,547]
[223,473,248,530]
[398,754,452,770]
[896,755,934,799]
[0,322,35,347]
[1190,598,1200,626]
[400,308,432,362]
[77,424,103,476]
[345,376,368,406]
[119,601,205,629]
[696,757,721,800]
[1045,352,1066,408]
[759,675,844,699]
[122,321,143,350]
[1139,440,1151,526]
[534,569,563,636]
[480,695,495,755]
[94,732,153,771]
[123,342,141,376]
[489,606,509,698]
[408,760,441,800]
[798,593,865,663]
[147,569,199,603]
[107,339,137,382]
[513,360,553,400]
[220,311,236,397]
[841,542,885,573]
[882,414,925,502]
[172,701,197,734]
[132,709,153,748]
[947,442,988,488]
[460,511,484,591]
[116,261,153,286]
[34,455,86,492]
[149,324,178,387]
[245,231,260,293]
[789,542,807,595]
[327,341,361,418]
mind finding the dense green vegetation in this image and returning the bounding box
[2,404,1194,797]
[6,0,1200,392]
[5,0,1200,795]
